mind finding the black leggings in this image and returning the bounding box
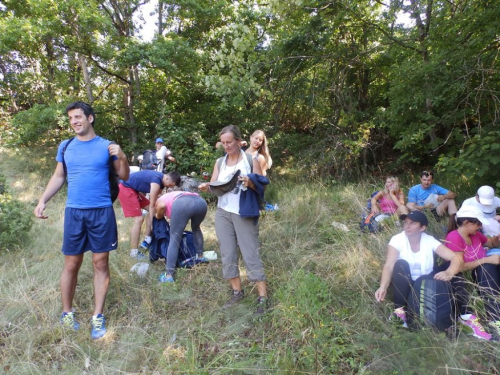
[472,263,500,321]
[392,259,469,315]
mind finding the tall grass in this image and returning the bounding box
[1,146,500,374]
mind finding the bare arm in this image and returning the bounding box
[109,144,130,181]
[34,163,66,218]
[434,244,464,280]
[485,235,500,249]
[155,199,166,219]
[437,190,456,202]
[463,254,500,270]
[371,191,383,214]
[374,245,399,302]
[256,154,268,176]
[148,183,162,217]
[198,160,219,192]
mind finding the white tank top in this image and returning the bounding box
[217,151,252,214]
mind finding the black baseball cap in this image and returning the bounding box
[399,211,428,226]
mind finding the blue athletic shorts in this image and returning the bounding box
[62,207,118,255]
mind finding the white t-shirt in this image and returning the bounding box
[462,196,500,236]
[462,196,500,218]
[389,232,442,280]
[216,150,252,214]
[155,145,171,172]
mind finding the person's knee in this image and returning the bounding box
[93,255,110,272]
[133,216,144,225]
[64,256,83,273]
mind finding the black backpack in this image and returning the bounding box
[62,138,119,203]
[406,275,456,332]
[140,150,159,170]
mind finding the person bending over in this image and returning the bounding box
[155,191,208,283]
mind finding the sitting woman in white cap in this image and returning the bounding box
[461,186,500,236]
[374,210,463,328]
[446,205,500,340]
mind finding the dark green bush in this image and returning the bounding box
[0,175,33,251]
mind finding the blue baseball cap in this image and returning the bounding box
[155,137,164,143]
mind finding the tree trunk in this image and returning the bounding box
[79,54,94,103]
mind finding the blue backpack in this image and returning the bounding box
[149,217,206,268]
[359,191,381,232]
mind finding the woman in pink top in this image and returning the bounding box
[371,176,408,216]
[446,205,500,340]
[155,191,207,283]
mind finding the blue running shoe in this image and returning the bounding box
[139,240,150,250]
[91,314,107,340]
[159,273,174,283]
[61,311,80,330]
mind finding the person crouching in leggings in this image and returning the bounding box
[155,191,207,282]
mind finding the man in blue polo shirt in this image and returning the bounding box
[34,101,130,340]
[407,170,457,223]
[118,170,181,258]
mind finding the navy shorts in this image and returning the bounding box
[62,207,118,255]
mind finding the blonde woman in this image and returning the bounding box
[245,130,272,176]
[371,176,408,216]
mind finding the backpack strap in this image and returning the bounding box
[246,152,253,173]
[216,152,254,174]
[62,137,75,177]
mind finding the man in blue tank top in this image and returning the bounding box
[34,101,130,339]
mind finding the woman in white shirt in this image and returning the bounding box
[199,125,268,314]
[375,211,463,326]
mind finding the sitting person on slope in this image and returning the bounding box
[370,176,408,224]
[375,211,463,328]
[445,206,500,340]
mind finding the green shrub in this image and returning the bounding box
[10,104,70,147]
[0,175,33,251]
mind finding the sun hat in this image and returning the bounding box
[399,211,428,226]
[209,170,241,196]
[155,137,164,143]
[456,205,490,225]
[477,186,494,206]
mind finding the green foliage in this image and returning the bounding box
[1,0,500,182]
[10,104,70,146]
[155,119,217,174]
[0,175,32,251]
[437,130,500,190]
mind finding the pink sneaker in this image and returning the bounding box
[459,314,492,340]
[390,307,408,328]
